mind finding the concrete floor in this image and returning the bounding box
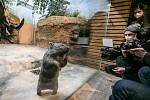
[0,44,120,100]
[69,71,121,100]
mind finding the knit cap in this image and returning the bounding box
[124,23,141,33]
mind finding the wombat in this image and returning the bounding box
[37,43,69,96]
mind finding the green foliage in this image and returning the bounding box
[32,0,70,18]
[1,0,11,4]
[5,0,12,4]
[65,10,80,17]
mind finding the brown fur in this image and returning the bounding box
[37,43,69,96]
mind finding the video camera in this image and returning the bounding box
[121,39,141,50]
[100,39,142,60]
[100,46,121,60]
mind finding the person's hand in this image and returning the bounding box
[122,50,129,57]
[129,48,147,58]
[112,67,125,74]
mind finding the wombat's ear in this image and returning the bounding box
[49,42,54,49]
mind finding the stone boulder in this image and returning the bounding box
[35,16,87,48]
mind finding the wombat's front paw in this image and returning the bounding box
[37,91,42,96]
[31,60,42,69]
[30,69,40,75]
[51,90,57,95]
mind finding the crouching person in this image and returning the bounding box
[109,48,150,100]
[106,24,144,81]
[37,43,69,96]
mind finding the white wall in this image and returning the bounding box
[8,0,41,24]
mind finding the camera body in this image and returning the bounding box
[100,47,121,60]
[100,39,141,60]
[121,39,141,50]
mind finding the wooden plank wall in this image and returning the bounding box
[86,0,131,70]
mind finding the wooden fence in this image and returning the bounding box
[86,0,131,70]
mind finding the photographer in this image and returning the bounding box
[109,48,150,100]
[105,24,148,81]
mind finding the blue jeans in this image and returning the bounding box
[109,80,150,100]
[109,67,150,100]
[138,66,150,87]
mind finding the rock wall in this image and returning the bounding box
[35,16,87,48]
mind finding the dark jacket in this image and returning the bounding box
[143,53,150,66]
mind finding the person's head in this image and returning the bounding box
[124,31,136,41]
[124,24,141,41]
[134,4,144,19]
[133,3,144,25]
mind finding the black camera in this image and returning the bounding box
[100,39,142,60]
[100,47,121,60]
[121,39,141,50]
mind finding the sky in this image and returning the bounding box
[8,0,110,23]
[67,0,110,18]
[25,0,110,18]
